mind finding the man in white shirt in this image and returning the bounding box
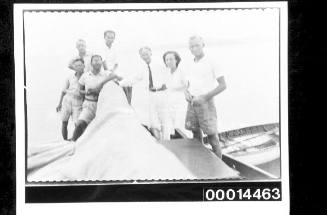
[184,36,227,158]
[71,54,119,141]
[68,39,92,73]
[121,47,168,140]
[101,30,132,104]
[102,30,118,71]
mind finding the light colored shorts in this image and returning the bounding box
[61,95,83,123]
[78,100,98,124]
[185,99,218,135]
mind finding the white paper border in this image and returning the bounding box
[15,2,289,214]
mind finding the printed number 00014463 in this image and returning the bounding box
[204,188,281,201]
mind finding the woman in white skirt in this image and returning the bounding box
[162,51,188,139]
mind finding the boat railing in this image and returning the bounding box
[174,128,279,180]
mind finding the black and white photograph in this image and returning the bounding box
[14,2,289,213]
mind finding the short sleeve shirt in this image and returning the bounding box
[101,45,118,71]
[165,67,188,92]
[185,56,223,96]
[79,70,110,100]
[63,72,82,97]
[69,51,93,73]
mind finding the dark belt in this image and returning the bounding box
[66,93,83,100]
[149,88,166,93]
[85,97,98,102]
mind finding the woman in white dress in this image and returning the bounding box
[162,51,188,139]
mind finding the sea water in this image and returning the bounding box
[24,10,280,145]
[26,42,279,145]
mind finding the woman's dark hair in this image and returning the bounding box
[91,54,102,63]
[163,51,181,67]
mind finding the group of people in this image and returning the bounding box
[55,30,226,158]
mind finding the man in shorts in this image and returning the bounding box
[184,35,227,158]
[71,54,119,141]
[56,58,85,140]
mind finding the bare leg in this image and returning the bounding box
[192,129,203,144]
[61,121,69,140]
[150,127,161,140]
[208,134,222,159]
[72,120,88,141]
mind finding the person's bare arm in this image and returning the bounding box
[102,61,108,71]
[56,79,69,112]
[86,73,120,95]
[56,92,66,112]
[79,83,86,95]
[192,76,226,105]
[86,65,120,94]
[204,76,226,100]
[68,58,75,70]
[149,84,167,92]
[183,81,193,103]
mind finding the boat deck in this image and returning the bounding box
[160,139,241,180]
[160,134,278,180]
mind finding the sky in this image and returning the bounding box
[24,8,280,144]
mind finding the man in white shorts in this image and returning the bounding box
[71,54,119,141]
[68,39,92,73]
[184,35,227,158]
[56,58,85,140]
